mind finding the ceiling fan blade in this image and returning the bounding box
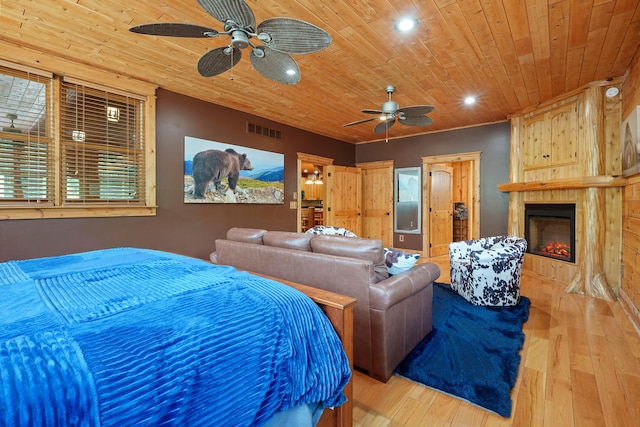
[397,105,435,116]
[343,117,381,127]
[374,119,396,134]
[250,46,300,84]
[361,109,384,114]
[256,18,332,54]
[399,115,434,126]
[197,47,242,77]
[197,0,256,29]
[129,23,219,38]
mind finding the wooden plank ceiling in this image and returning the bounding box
[0,0,639,144]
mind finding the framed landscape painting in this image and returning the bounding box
[622,106,640,177]
[183,136,284,204]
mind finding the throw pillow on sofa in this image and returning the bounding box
[384,248,420,275]
[305,225,357,237]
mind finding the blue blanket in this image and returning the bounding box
[0,248,350,426]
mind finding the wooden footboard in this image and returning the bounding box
[254,273,356,427]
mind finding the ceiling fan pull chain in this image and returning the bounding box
[230,46,235,81]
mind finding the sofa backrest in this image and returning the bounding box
[225,228,388,281]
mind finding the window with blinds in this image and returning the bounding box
[0,60,154,218]
[61,79,145,204]
[0,65,53,204]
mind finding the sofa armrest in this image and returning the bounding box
[369,262,440,310]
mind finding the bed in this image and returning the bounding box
[0,247,351,426]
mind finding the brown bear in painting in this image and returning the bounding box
[192,148,254,198]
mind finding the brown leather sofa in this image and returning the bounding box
[212,227,441,382]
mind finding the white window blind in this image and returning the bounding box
[60,79,146,204]
[0,65,53,203]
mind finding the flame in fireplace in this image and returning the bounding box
[540,241,571,258]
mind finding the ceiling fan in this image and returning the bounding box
[343,85,435,134]
[129,0,332,84]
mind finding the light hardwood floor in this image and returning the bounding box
[352,255,640,427]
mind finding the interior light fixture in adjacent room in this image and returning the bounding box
[305,171,323,185]
[106,106,120,122]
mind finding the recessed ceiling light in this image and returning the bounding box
[395,18,418,32]
[464,96,476,105]
[605,87,619,98]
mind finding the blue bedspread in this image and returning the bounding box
[0,248,351,426]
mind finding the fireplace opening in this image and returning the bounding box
[524,203,575,263]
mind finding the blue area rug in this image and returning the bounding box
[395,282,530,417]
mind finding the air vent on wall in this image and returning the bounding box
[247,122,283,140]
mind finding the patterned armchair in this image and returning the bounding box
[448,236,527,306]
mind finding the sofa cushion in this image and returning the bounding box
[227,227,267,244]
[384,248,420,275]
[311,235,389,282]
[263,231,313,251]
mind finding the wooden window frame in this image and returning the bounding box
[0,61,156,220]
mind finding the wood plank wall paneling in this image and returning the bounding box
[622,174,640,329]
[620,48,640,326]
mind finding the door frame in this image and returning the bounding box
[422,151,481,257]
[297,153,333,232]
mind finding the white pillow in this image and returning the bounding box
[305,226,357,237]
[384,248,420,275]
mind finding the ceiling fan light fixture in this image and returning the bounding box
[395,17,418,32]
[343,85,435,134]
[230,30,249,49]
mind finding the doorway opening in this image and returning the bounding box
[297,153,333,232]
[422,152,481,258]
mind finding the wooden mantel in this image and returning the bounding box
[498,176,626,192]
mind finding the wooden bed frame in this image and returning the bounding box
[255,274,356,427]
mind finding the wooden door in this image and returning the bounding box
[326,165,362,236]
[429,164,453,257]
[360,162,393,247]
